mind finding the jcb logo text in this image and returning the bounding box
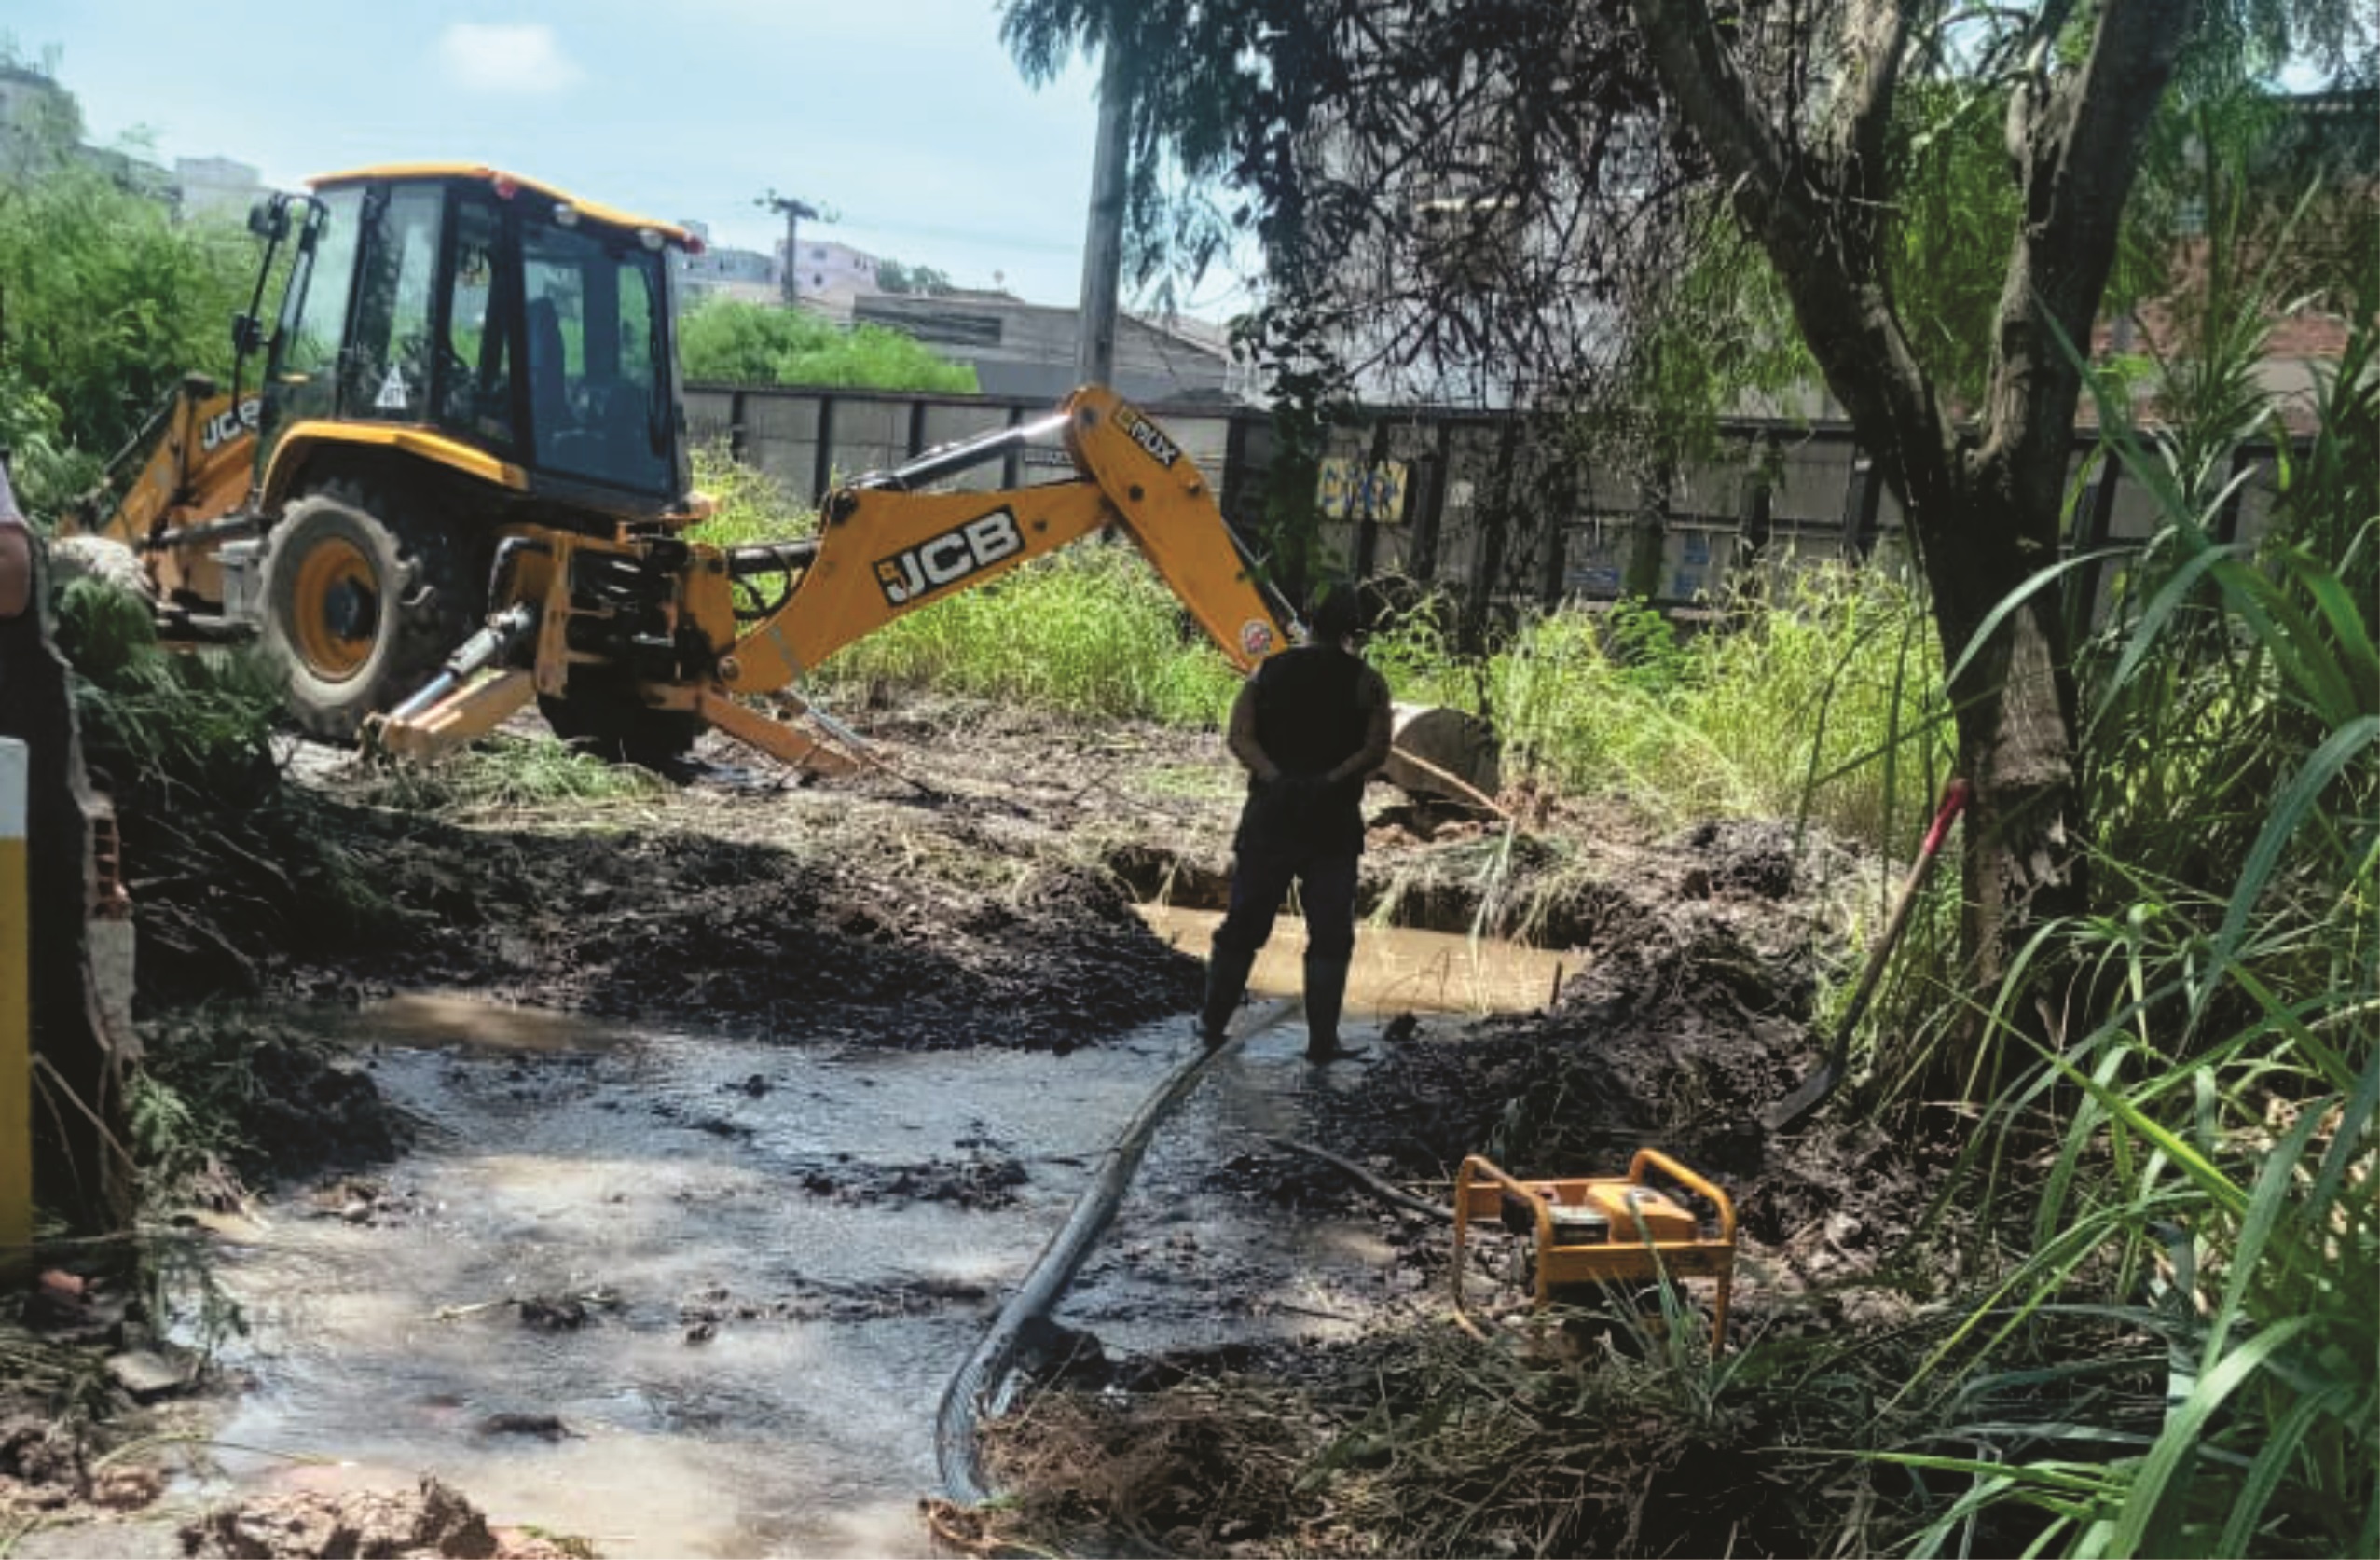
[876,508,1025,606]
[202,398,263,453]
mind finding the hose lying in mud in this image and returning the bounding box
[934,998,1298,1506]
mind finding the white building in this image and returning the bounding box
[174,156,263,223]
[673,220,779,305]
[780,238,884,311]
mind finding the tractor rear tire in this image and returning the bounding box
[259,484,477,740]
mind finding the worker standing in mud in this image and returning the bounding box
[1201,585,1393,1063]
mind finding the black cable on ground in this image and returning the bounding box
[934,997,1298,1506]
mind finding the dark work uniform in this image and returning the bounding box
[1213,644,1371,968]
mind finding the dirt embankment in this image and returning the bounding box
[8,695,1939,1556]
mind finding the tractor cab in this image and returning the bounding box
[241,164,698,510]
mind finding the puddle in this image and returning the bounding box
[175,996,1411,1557]
[1137,904,1575,1015]
[312,991,643,1052]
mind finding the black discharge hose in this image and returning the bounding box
[934,999,1298,1505]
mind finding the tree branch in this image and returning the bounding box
[1627,0,1817,255]
[1630,0,1955,509]
[1979,0,2202,487]
[1837,0,1914,214]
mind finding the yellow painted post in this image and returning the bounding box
[0,738,28,1249]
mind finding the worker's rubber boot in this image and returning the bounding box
[1301,955,1367,1063]
[1200,945,1258,1049]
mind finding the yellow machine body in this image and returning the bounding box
[373,382,1296,767]
[1452,1149,1738,1351]
[65,376,262,609]
[60,159,1298,769]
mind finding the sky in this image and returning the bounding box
[8,0,1251,311]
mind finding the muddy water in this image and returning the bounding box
[190,1010,1176,1556]
[181,938,1561,1558]
[1137,904,1575,1014]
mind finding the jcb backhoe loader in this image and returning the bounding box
[61,163,1300,770]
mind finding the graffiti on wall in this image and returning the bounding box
[1317,458,1410,522]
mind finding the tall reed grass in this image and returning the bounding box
[1878,250,2375,1557]
[815,542,1247,725]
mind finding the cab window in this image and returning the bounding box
[275,186,363,430]
[442,193,516,448]
[520,214,672,492]
[346,183,445,423]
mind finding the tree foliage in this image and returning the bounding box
[0,49,255,512]
[677,297,978,393]
[874,258,957,296]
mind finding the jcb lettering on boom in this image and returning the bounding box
[202,398,262,453]
[875,508,1025,606]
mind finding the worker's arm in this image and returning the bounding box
[1225,673,1282,783]
[1321,664,1394,788]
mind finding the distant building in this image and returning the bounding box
[0,61,79,172]
[853,294,1243,405]
[673,221,779,306]
[1,62,255,219]
[173,155,263,223]
[780,238,885,311]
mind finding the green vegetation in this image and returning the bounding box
[0,64,256,512]
[687,440,816,548]
[341,739,665,819]
[678,297,977,392]
[875,258,956,296]
[1876,254,2377,1560]
[54,579,404,953]
[1371,572,1947,847]
[813,543,1246,727]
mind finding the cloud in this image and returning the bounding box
[436,23,584,95]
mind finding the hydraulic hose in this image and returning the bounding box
[934,998,1297,1505]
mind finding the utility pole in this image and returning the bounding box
[756,189,819,307]
[1075,45,1130,389]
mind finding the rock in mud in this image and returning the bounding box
[180,1474,528,1558]
[475,1412,573,1441]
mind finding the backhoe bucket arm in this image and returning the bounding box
[716,387,1295,697]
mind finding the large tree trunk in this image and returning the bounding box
[1628,0,2199,1072]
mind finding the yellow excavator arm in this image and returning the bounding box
[372,388,1299,770]
[59,375,261,609]
[720,385,1292,691]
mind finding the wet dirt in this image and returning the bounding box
[7,695,1936,1557]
